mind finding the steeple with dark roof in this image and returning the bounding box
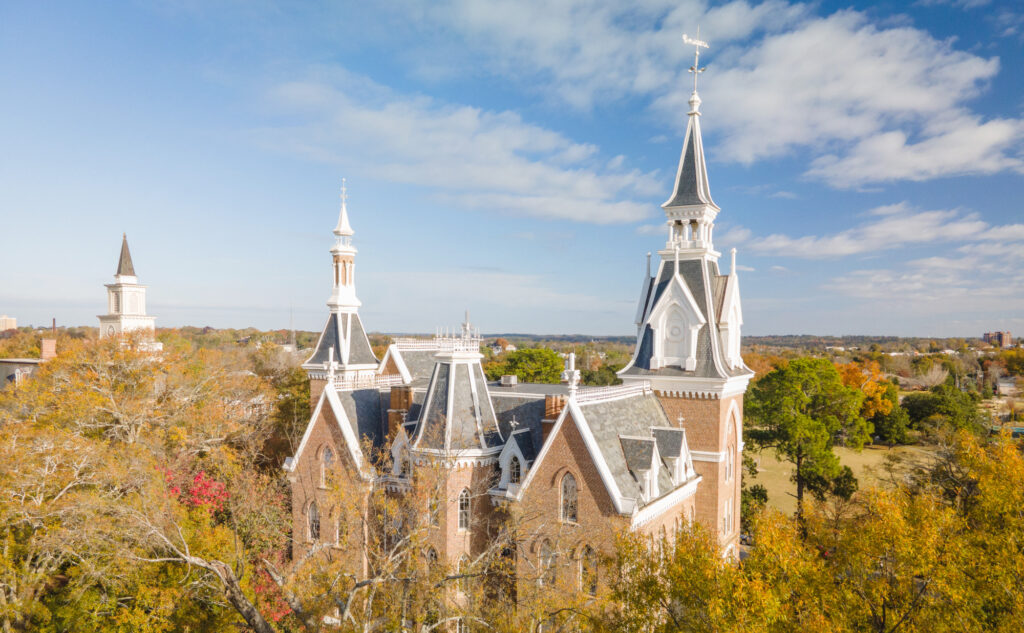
[116,233,136,277]
[662,91,718,210]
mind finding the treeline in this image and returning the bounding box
[2,335,1023,632]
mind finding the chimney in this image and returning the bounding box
[40,339,57,361]
[541,394,567,444]
[387,385,413,438]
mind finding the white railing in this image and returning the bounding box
[393,334,481,354]
[332,373,406,390]
[574,382,651,404]
[393,337,441,351]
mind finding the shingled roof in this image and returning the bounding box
[116,234,135,276]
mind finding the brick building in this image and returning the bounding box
[284,74,752,598]
[983,331,1013,348]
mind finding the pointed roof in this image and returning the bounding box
[662,93,718,210]
[334,179,354,237]
[116,234,136,276]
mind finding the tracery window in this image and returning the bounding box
[321,447,334,487]
[458,489,471,530]
[539,539,556,587]
[561,473,578,523]
[509,456,521,484]
[308,501,320,542]
[580,545,598,596]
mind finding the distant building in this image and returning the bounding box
[983,331,1013,348]
[98,234,163,351]
[0,315,15,332]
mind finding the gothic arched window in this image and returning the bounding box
[458,555,471,594]
[539,539,556,587]
[580,545,598,596]
[725,445,734,483]
[321,446,334,487]
[308,501,320,542]
[561,473,578,523]
[509,456,521,484]
[458,489,471,530]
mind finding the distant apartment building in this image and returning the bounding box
[983,331,1013,348]
[0,315,15,332]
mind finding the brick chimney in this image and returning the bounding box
[40,339,57,361]
[387,385,413,438]
[541,394,567,444]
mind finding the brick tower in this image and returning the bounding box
[618,38,753,555]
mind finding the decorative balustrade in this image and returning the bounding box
[574,381,651,403]
[393,334,481,354]
[332,373,406,390]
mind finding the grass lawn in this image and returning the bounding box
[747,444,938,516]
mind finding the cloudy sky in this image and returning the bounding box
[1,0,1021,336]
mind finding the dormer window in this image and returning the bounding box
[509,457,521,484]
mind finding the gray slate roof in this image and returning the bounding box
[662,116,716,209]
[492,393,546,452]
[651,427,685,459]
[335,388,389,450]
[576,393,675,505]
[116,234,135,276]
[399,349,443,387]
[619,437,655,472]
[306,313,378,368]
[411,360,503,451]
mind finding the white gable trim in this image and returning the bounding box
[496,431,529,489]
[647,272,706,371]
[284,388,328,471]
[323,387,367,474]
[630,475,701,529]
[379,344,412,383]
[515,400,635,516]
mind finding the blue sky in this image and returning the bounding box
[1,0,1021,337]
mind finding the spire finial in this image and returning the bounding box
[730,248,737,275]
[334,178,354,237]
[682,29,709,114]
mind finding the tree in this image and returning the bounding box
[746,358,869,520]
[903,385,985,435]
[871,382,911,445]
[485,348,563,384]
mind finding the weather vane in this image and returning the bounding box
[682,27,709,94]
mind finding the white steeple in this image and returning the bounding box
[661,30,720,262]
[98,234,160,349]
[328,179,361,311]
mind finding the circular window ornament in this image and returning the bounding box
[669,325,682,338]
[107,326,115,336]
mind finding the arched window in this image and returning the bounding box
[509,456,521,484]
[579,545,598,596]
[428,495,440,527]
[725,445,734,483]
[321,447,334,487]
[399,450,411,477]
[426,547,439,566]
[458,555,471,594]
[723,498,733,535]
[458,489,471,530]
[539,539,556,587]
[308,501,320,542]
[561,473,578,523]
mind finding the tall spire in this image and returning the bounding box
[663,31,717,211]
[116,233,136,277]
[327,179,361,311]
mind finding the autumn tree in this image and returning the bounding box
[485,348,563,384]
[746,358,869,519]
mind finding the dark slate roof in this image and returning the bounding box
[651,427,685,459]
[399,349,442,387]
[411,360,504,451]
[492,393,546,452]
[512,429,538,462]
[576,393,675,505]
[116,234,135,276]
[620,437,655,472]
[335,388,388,450]
[621,258,748,380]
[663,116,716,209]
[306,313,379,368]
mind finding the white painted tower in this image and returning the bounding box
[98,234,159,340]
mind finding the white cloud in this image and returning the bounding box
[253,68,661,224]
[403,1,1022,187]
[742,202,1005,258]
[736,264,756,272]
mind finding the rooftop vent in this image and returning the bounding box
[500,374,518,387]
